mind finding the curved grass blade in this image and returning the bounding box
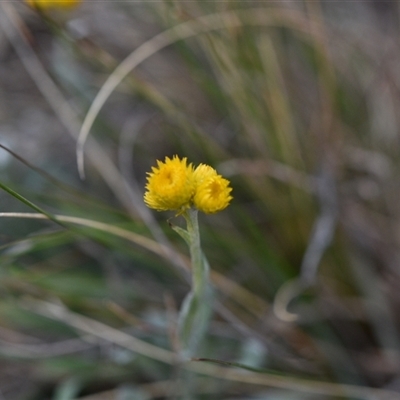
[0,181,67,230]
[192,357,277,374]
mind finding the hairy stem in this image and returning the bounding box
[184,208,208,298]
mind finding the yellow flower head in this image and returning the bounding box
[144,156,195,212]
[26,0,81,9]
[193,164,233,214]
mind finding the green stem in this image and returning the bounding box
[177,208,212,359]
[184,208,208,298]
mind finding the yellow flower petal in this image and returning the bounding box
[193,164,217,183]
[26,0,81,9]
[144,156,195,212]
[193,165,233,214]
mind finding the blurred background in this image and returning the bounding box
[1,0,400,399]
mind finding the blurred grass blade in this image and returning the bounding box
[53,377,82,400]
[192,357,276,374]
[0,181,66,229]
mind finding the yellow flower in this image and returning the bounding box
[144,156,195,212]
[193,164,217,183]
[26,0,81,9]
[193,164,233,214]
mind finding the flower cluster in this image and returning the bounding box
[25,0,81,10]
[144,156,232,214]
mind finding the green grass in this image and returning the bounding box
[0,0,400,399]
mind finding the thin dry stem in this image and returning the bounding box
[77,7,326,177]
[0,3,140,220]
[0,212,170,258]
[22,299,400,399]
[0,212,268,316]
